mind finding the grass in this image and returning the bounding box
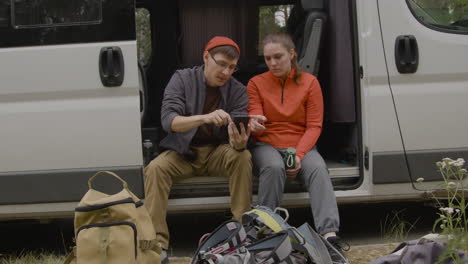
[0,253,65,264]
[380,209,419,243]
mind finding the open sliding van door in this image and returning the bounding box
[0,0,142,217]
[374,0,468,187]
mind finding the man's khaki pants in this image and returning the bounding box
[144,144,252,249]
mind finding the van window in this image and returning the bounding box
[12,0,101,29]
[136,8,151,65]
[408,0,468,32]
[258,5,293,54]
[1,0,134,49]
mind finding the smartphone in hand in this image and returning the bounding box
[231,115,251,132]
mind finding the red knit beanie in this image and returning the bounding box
[204,36,240,55]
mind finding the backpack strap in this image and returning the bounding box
[192,220,246,263]
[242,206,288,243]
[88,171,129,190]
[212,249,252,264]
[242,206,302,244]
[241,210,263,241]
[63,247,76,264]
[243,207,288,233]
[246,231,293,263]
[296,223,333,264]
[140,239,160,251]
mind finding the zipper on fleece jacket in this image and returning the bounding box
[281,79,286,104]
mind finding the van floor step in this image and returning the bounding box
[169,161,360,199]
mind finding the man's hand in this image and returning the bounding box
[203,109,231,126]
[170,109,230,132]
[228,122,250,150]
[249,115,267,132]
[286,156,301,180]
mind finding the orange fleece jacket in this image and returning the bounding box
[247,70,323,160]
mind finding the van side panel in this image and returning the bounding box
[375,0,468,183]
[356,0,410,185]
[0,0,143,205]
[0,43,142,172]
[0,167,143,205]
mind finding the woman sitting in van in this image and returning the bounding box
[247,33,348,261]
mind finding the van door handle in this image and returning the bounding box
[99,47,125,87]
[394,35,419,74]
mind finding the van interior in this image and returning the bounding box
[135,0,362,198]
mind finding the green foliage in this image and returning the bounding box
[136,8,151,65]
[258,5,291,54]
[411,0,468,26]
[380,209,418,243]
[427,158,468,264]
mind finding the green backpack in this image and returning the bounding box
[64,171,161,264]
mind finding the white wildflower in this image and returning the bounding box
[439,207,455,214]
[461,169,467,173]
[442,157,453,162]
[453,158,465,167]
[416,177,425,183]
[455,209,460,213]
[447,181,457,189]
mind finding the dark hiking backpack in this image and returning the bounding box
[242,206,333,264]
[191,220,298,264]
[192,206,343,264]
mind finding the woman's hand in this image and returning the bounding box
[228,122,250,151]
[249,115,267,132]
[286,156,301,180]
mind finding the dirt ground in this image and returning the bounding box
[168,243,397,264]
[346,244,396,264]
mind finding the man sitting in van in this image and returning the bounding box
[144,36,252,262]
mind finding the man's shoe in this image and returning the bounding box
[161,250,169,264]
[324,236,350,264]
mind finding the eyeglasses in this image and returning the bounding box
[209,52,239,73]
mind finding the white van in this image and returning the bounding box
[0,0,467,220]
